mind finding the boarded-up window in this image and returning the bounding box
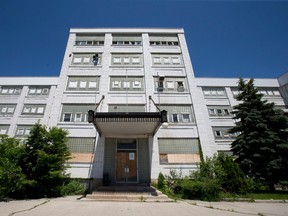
[67,137,96,163]
[158,138,201,164]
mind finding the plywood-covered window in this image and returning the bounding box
[158,138,201,164]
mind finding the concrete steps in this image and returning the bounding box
[82,186,173,202]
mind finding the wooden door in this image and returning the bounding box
[116,151,137,182]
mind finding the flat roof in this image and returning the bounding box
[70,28,184,34]
[0,77,58,85]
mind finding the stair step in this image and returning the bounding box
[82,186,173,202]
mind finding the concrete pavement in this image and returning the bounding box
[1,196,288,216]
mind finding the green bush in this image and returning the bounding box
[216,153,252,194]
[180,178,220,201]
[61,179,86,196]
[157,172,167,191]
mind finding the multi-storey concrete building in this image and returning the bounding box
[0,28,287,189]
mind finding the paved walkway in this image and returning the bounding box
[1,196,288,216]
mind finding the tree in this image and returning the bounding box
[0,135,32,199]
[21,123,71,198]
[229,78,288,191]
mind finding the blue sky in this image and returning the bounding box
[0,0,287,78]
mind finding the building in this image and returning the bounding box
[0,28,287,190]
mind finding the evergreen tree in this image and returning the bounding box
[229,78,288,191]
[21,123,71,198]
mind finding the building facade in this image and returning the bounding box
[0,28,287,189]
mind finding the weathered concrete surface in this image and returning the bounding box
[1,196,288,216]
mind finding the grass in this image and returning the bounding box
[221,191,288,201]
[244,192,288,200]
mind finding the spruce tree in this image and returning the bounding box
[229,78,288,191]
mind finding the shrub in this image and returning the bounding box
[61,179,86,196]
[157,172,167,191]
[180,178,220,201]
[0,135,33,199]
[216,153,252,194]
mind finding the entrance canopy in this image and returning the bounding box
[88,111,167,137]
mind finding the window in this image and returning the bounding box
[207,106,232,117]
[75,113,82,122]
[0,86,22,95]
[202,87,227,97]
[88,81,97,88]
[37,107,44,114]
[28,87,50,96]
[182,114,190,123]
[258,88,281,97]
[112,81,121,88]
[123,57,130,64]
[177,82,184,92]
[153,57,161,64]
[123,81,130,89]
[0,128,7,134]
[75,34,104,46]
[132,57,140,64]
[163,57,170,64]
[110,77,144,91]
[212,127,237,140]
[0,125,9,135]
[133,81,141,88]
[154,77,187,93]
[151,54,182,66]
[160,105,195,124]
[112,34,142,46]
[149,34,179,46]
[66,77,99,91]
[22,105,45,115]
[15,125,32,137]
[0,105,16,116]
[68,81,78,88]
[29,89,36,94]
[61,104,95,123]
[79,81,87,88]
[166,81,174,89]
[73,57,82,63]
[72,54,102,66]
[111,54,142,66]
[63,113,72,122]
[113,57,121,64]
[172,57,180,64]
[158,138,200,164]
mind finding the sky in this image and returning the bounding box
[0,0,287,78]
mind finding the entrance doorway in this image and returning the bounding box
[116,139,137,182]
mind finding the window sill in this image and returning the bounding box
[64,91,100,94]
[152,65,183,68]
[69,65,102,68]
[110,65,143,68]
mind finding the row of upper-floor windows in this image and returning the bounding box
[0,104,46,117]
[202,87,281,98]
[61,104,195,124]
[0,86,50,96]
[66,76,188,93]
[74,34,179,47]
[71,53,183,67]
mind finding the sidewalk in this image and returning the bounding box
[1,196,288,216]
